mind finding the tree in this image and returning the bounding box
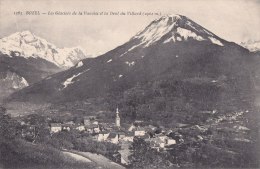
[0,106,20,141]
[0,106,22,167]
[123,85,147,122]
[129,137,171,169]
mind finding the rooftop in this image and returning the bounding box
[50,123,61,127]
[99,130,110,134]
[107,132,118,139]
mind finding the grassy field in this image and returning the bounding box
[0,139,97,169]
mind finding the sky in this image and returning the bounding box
[0,0,259,56]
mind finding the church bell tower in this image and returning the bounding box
[116,107,120,127]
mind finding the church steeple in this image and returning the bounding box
[116,107,120,127]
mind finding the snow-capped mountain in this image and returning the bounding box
[0,51,61,103]
[240,40,260,52]
[10,14,252,105]
[131,14,224,47]
[116,14,226,58]
[0,31,89,68]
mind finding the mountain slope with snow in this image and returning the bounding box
[131,14,224,47]
[0,31,90,68]
[9,14,253,107]
[240,40,260,52]
[0,71,29,102]
[0,52,61,103]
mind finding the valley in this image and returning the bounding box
[0,14,259,169]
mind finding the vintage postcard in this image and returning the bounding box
[0,0,259,168]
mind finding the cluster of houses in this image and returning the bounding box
[19,108,179,165]
[49,109,177,150]
[50,116,100,133]
[19,108,227,166]
[20,108,184,166]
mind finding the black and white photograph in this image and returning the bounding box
[0,0,259,168]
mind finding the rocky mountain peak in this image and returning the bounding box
[132,14,224,47]
[0,31,90,68]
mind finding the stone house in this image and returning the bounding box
[86,124,100,134]
[123,132,134,142]
[75,125,85,131]
[62,124,71,131]
[50,123,62,133]
[134,127,146,136]
[107,132,119,144]
[97,131,110,142]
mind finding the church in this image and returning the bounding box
[115,107,120,127]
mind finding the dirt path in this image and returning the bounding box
[71,151,125,169]
[63,151,92,163]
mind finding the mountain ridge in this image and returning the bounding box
[0,30,91,68]
[240,40,260,52]
[7,14,254,112]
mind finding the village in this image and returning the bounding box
[17,105,252,166]
[6,103,254,168]
[20,108,182,165]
